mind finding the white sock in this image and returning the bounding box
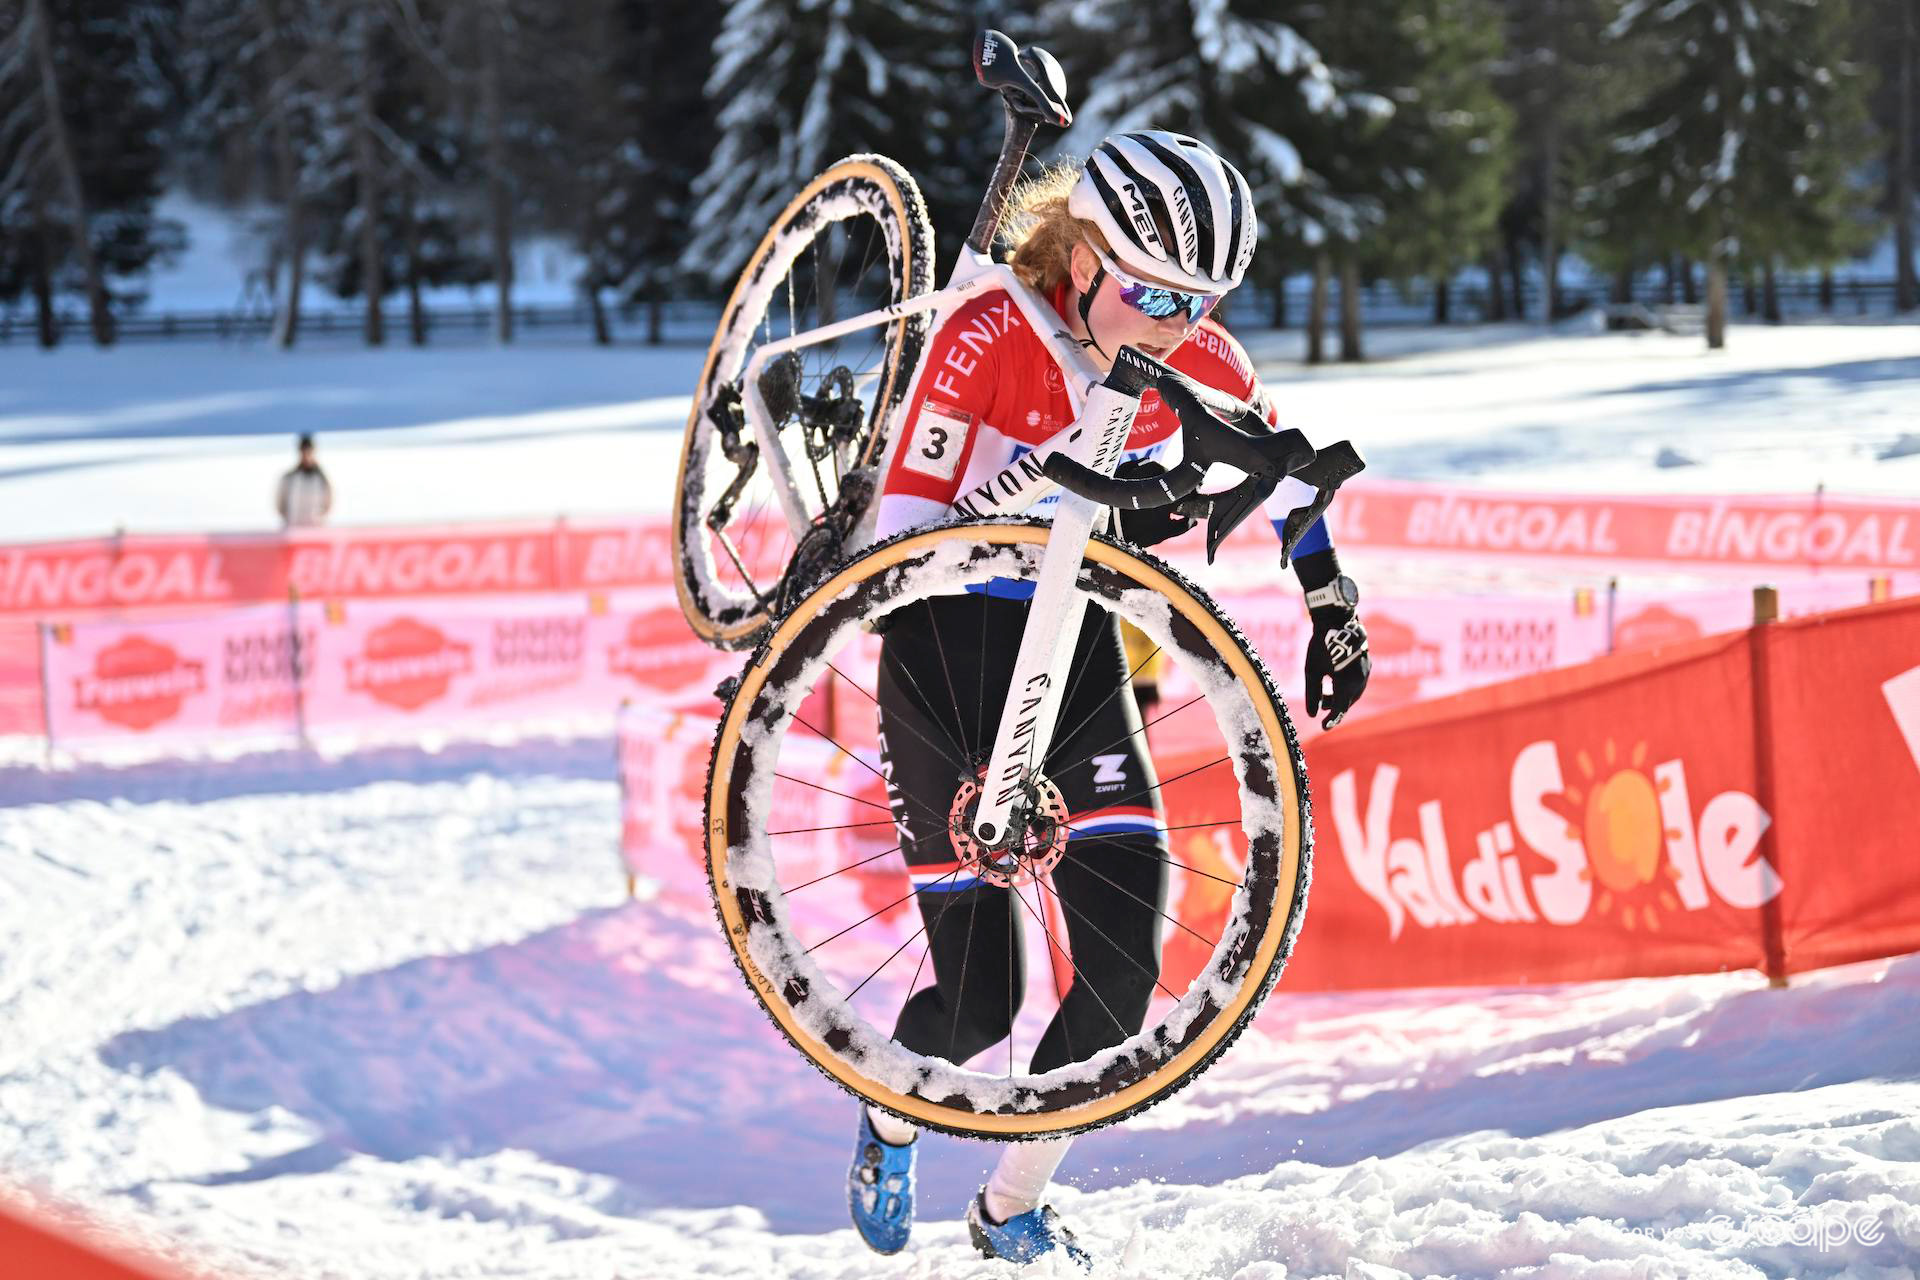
[865,1105,917,1147]
[982,1136,1073,1223]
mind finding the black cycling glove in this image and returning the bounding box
[1111,457,1196,548]
[1294,548,1370,729]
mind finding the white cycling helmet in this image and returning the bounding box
[1068,130,1257,293]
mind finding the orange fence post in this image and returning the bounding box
[1750,585,1788,988]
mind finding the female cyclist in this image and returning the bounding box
[847,131,1373,1267]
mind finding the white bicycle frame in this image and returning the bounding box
[737,248,1160,847]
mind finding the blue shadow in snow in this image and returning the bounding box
[98,884,1920,1234]
[1589,354,1920,404]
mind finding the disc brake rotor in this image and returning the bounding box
[947,766,1069,888]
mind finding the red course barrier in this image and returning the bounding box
[1270,593,1920,988]
[622,595,1920,993]
[0,518,674,616]
[0,1192,188,1280]
[1330,482,1920,572]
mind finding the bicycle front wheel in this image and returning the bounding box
[704,520,1312,1139]
[674,154,934,651]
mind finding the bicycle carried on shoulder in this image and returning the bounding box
[675,31,1365,1141]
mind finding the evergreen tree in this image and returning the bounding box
[1256,0,1515,356]
[1043,0,1384,342]
[1857,0,1918,311]
[533,0,721,344]
[0,0,183,346]
[169,0,325,346]
[1333,0,1516,328]
[1586,0,1876,346]
[682,0,963,291]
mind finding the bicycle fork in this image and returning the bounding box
[969,362,1149,846]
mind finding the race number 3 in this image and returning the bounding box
[903,403,972,482]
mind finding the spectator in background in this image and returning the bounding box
[277,433,333,527]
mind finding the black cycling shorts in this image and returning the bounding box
[875,590,1170,1075]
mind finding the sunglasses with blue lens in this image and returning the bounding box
[1095,247,1224,324]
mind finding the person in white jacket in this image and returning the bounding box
[276,434,333,527]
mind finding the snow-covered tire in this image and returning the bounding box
[703,520,1313,1140]
[674,155,934,651]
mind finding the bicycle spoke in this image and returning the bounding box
[1010,877,1127,1050]
[926,613,973,760]
[1031,872,1180,1004]
[884,864,990,1069]
[773,769,893,813]
[868,650,977,776]
[767,818,897,837]
[1063,828,1244,890]
[1065,850,1219,951]
[807,866,961,954]
[1052,623,1098,737]
[714,528,775,611]
[947,887,982,1061]
[844,914,932,1004]
[1048,692,1208,781]
[791,711,946,828]
[782,840,905,894]
[829,656,972,778]
[1046,640,1168,775]
[975,595,992,752]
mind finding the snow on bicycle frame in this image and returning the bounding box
[700,29,1368,1136]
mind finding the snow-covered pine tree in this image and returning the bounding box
[534,0,721,345]
[0,0,182,347]
[1234,0,1509,358]
[1321,0,1516,329]
[1486,0,1616,320]
[169,0,324,347]
[417,0,565,344]
[1042,0,1381,341]
[1857,0,1918,311]
[1588,0,1875,347]
[681,0,963,293]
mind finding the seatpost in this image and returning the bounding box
[965,102,1039,256]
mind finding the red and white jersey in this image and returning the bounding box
[875,282,1318,540]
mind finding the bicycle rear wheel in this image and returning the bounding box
[704,520,1312,1139]
[674,155,934,651]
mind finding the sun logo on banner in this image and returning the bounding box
[1547,737,1684,931]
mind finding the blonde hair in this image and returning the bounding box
[999,160,1109,294]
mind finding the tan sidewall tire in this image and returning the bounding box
[704,522,1309,1138]
[673,157,928,651]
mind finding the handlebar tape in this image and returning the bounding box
[1041,345,1366,563]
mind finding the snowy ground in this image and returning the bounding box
[2,318,1918,1277]
[2,317,1914,543]
[1,736,1916,1279]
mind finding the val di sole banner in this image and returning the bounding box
[619,595,1920,994]
[1276,593,1920,989]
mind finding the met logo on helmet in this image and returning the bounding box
[1118,180,1164,253]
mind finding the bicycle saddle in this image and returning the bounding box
[973,29,1071,128]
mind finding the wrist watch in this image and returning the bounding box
[1304,574,1360,611]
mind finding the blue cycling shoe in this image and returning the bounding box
[848,1110,916,1254]
[965,1189,1093,1269]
